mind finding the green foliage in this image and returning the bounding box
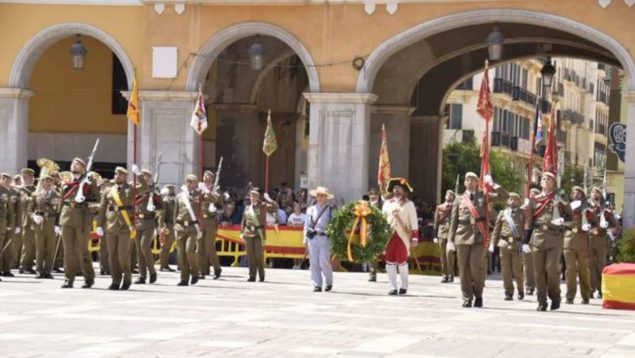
[441,139,522,197]
[325,202,391,263]
[561,165,585,198]
[617,228,635,263]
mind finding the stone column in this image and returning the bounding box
[369,104,414,190]
[622,90,635,229]
[0,88,33,174]
[303,93,377,203]
[409,115,444,205]
[132,91,198,186]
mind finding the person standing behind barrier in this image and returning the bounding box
[158,185,176,272]
[304,187,334,292]
[174,175,201,286]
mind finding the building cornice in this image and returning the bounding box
[303,92,378,105]
[120,90,199,101]
[0,88,35,100]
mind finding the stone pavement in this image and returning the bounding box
[1,267,635,358]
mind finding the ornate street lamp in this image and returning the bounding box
[70,34,87,70]
[486,25,504,61]
[540,57,556,89]
[248,36,264,71]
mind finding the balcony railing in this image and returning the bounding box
[562,109,585,125]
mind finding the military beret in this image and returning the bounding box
[508,192,521,200]
[203,170,214,177]
[591,186,602,194]
[1,173,11,179]
[141,169,152,176]
[51,171,60,178]
[72,157,86,167]
[541,171,556,180]
[445,189,456,197]
[21,168,35,176]
[571,186,585,194]
[185,174,198,182]
[465,172,479,180]
[164,184,175,189]
[40,174,54,182]
[13,175,21,181]
[249,188,261,196]
[114,166,128,175]
[529,188,540,195]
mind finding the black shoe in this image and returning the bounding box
[149,273,157,284]
[100,269,106,275]
[398,288,407,295]
[160,266,175,272]
[517,292,524,300]
[44,273,54,279]
[527,288,534,296]
[504,295,513,301]
[190,275,198,285]
[325,285,333,292]
[131,269,139,274]
[597,291,603,299]
[134,277,146,284]
[53,268,64,273]
[61,281,73,288]
[26,268,36,274]
[19,268,24,274]
[81,279,94,289]
[108,283,120,290]
[448,276,454,283]
[259,277,265,282]
[388,289,398,296]
[3,271,15,277]
[213,269,222,280]
[121,282,131,290]
[474,297,483,308]
[462,300,472,308]
[247,278,256,282]
[537,303,547,311]
[441,276,448,283]
[198,274,206,280]
[550,300,561,311]
[368,275,377,282]
[566,298,574,304]
[36,273,44,279]
[313,286,322,292]
[177,281,188,286]
[581,299,590,304]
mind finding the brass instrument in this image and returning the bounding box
[35,158,60,192]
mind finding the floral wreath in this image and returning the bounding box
[325,200,391,263]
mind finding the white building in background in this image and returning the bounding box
[444,58,611,185]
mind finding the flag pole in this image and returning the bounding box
[265,155,270,193]
[526,100,539,199]
[198,84,204,179]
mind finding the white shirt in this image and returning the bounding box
[287,212,306,227]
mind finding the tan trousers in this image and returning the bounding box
[198,220,221,275]
[0,222,12,273]
[107,230,132,285]
[20,226,36,270]
[12,231,22,269]
[563,248,591,301]
[176,230,198,283]
[439,238,456,277]
[245,236,265,280]
[136,225,157,279]
[456,244,486,302]
[159,227,175,267]
[523,251,535,290]
[532,246,562,305]
[500,246,524,296]
[61,225,95,283]
[99,234,109,272]
[34,220,56,275]
[588,236,607,293]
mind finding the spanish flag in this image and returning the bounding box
[377,124,391,193]
[127,74,140,126]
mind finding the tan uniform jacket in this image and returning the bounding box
[586,203,617,238]
[0,187,16,233]
[492,207,525,249]
[241,202,268,240]
[158,195,176,230]
[563,204,589,250]
[173,189,201,234]
[19,185,36,229]
[26,189,62,231]
[96,182,135,233]
[59,177,100,228]
[433,202,453,240]
[200,185,223,228]
[449,187,508,245]
[524,192,569,250]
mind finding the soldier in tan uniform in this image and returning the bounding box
[523,171,568,311]
[158,184,176,272]
[491,192,525,300]
[133,169,157,284]
[0,173,17,279]
[59,158,98,289]
[586,186,618,299]
[241,188,271,282]
[174,175,201,286]
[10,174,23,270]
[26,175,61,279]
[367,188,382,282]
[448,172,507,308]
[18,168,37,274]
[51,171,65,274]
[96,179,112,276]
[434,189,456,283]
[95,167,137,290]
[198,170,223,280]
[521,188,539,296]
[562,186,591,304]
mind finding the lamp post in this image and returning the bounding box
[540,57,556,113]
[486,25,504,61]
[248,36,264,71]
[70,34,87,70]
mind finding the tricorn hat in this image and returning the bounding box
[386,177,413,193]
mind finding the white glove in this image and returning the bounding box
[446,240,456,253]
[197,230,203,240]
[551,217,564,226]
[208,203,217,213]
[582,223,591,232]
[433,237,438,244]
[54,226,61,236]
[32,214,43,225]
[523,198,530,207]
[484,174,494,187]
[522,244,531,254]
[95,227,104,237]
[223,191,230,201]
[131,164,141,176]
[263,192,273,203]
[600,221,609,229]
[14,227,21,234]
[488,243,495,253]
[570,200,582,211]
[147,203,156,212]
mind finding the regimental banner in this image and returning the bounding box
[608,123,626,163]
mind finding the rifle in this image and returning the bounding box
[74,138,100,203]
[454,174,460,194]
[212,156,223,194]
[146,152,164,212]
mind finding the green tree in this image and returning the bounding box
[561,165,584,198]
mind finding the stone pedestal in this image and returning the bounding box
[303,93,377,203]
[369,105,414,190]
[0,88,32,174]
[622,91,635,229]
[409,115,444,205]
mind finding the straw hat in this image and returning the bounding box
[309,186,334,199]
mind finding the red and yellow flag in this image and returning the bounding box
[542,107,558,175]
[127,74,140,126]
[377,124,392,193]
[263,109,278,157]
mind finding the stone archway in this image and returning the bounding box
[1,22,135,174]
